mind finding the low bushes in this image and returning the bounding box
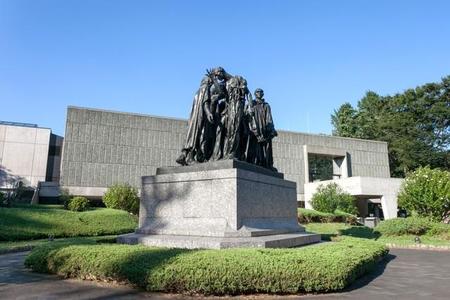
[305,221,450,247]
[67,196,89,212]
[298,208,358,224]
[0,206,137,241]
[375,217,430,235]
[103,183,139,215]
[310,183,357,215]
[375,217,450,239]
[25,238,387,295]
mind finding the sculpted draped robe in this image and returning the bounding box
[182,76,211,162]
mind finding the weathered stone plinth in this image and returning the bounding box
[118,160,320,249]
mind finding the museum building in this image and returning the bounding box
[0,106,403,219]
[0,121,62,199]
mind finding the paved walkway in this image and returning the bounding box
[0,249,449,299]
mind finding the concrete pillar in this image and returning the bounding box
[332,154,349,179]
[332,158,341,179]
[381,194,398,219]
[304,183,314,209]
[303,145,309,183]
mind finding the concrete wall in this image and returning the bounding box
[61,107,391,198]
[304,177,403,219]
[275,132,390,200]
[0,124,51,188]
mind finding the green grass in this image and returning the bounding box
[304,223,450,247]
[305,222,353,240]
[11,203,65,210]
[0,206,138,241]
[377,235,450,246]
[0,235,118,254]
[25,237,387,295]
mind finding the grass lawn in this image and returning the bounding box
[0,235,118,254]
[0,205,138,241]
[25,237,387,295]
[304,223,450,247]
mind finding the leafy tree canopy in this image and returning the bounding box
[332,76,450,177]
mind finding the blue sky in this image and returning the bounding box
[1,0,449,136]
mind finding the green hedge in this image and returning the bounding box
[103,183,139,215]
[0,206,137,241]
[375,217,450,239]
[67,196,90,212]
[298,208,358,224]
[25,237,387,295]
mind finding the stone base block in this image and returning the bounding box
[118,160,322,249]
[117,232,321,249]
[136,160,303,237]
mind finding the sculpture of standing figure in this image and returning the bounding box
[176,68,278,172]
[201,67,231,160]
[246,88,277,170]
[176,75,212,165]
[176,67,231,165]
[214,76,250,160]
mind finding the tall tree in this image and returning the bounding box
[331,103,358,137]
[331,76,450,177]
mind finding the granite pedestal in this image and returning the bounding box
[118,160,320,249]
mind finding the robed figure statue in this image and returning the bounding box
[213,75,251,161]
[176,68,278,171]
[176,67,231,165]
[246,88,277,170]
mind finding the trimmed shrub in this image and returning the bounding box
[67,196,89,212]
[375,217,450,240]
[25,238,387,295]
[427,223,450,240]
[103,183,139,215]
[398,166,450,221]
[311,183,357,215]
[298,208,357,224]
[375,217,432,236]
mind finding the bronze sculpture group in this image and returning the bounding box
[176,67,278,171]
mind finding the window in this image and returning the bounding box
[308,154,333,182]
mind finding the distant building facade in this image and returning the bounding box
[1,108,403,218]
[0,121,62,191]
[60,107,402,218]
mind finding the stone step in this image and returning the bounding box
[117,232,321,249]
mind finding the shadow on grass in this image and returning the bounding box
[339,226,381,240]
[112,247,190,288]
[317,234,335,241]
[315,226,382,241]
[0,209,56,241]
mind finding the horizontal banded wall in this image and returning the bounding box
[61,107,390,198]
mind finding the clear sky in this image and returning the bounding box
[1,0,449,136]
